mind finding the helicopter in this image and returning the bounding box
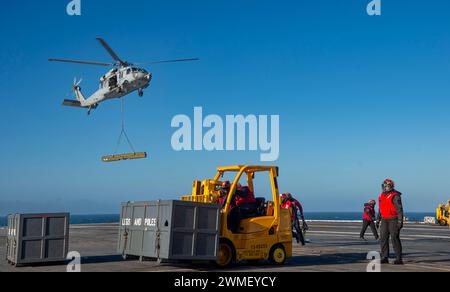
[49,37,198,115]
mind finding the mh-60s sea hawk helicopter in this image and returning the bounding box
[49,38,198,115]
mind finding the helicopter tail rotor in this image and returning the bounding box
[62,78,85,108]
[73,77,83,90]
[70,78,87,106]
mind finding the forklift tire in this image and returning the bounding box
[439,220,448,226]
[216,239,235,268]
[269,244,286,265]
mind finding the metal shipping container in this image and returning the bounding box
[6,213,70,266]
[118,201,220,261]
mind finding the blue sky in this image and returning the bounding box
[0,0,449,214]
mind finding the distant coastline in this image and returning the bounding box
[0,212,435,227]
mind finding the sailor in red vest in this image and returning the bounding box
[234,184,257,206]
[377,179,404,265]
[227,183,258,233]
[360,200,379,240]
[218,181,231,205]
[281,193,308,245]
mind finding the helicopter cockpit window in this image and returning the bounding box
[126,68,131,75]
[109,75,118,88]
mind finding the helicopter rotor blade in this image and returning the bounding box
[96,37,127,66]
[139,58,200,65]
[49,58,113,67]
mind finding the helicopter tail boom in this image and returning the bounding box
[71,78,88,107]
[74,87,87,106]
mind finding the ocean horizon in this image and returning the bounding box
[0,212,435,227]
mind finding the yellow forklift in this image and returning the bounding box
[436,200,450,226]
[181,165,293,267]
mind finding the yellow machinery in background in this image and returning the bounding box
[436,200,450,226]
[181,165,292,267]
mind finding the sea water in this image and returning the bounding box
[0,212,435,227]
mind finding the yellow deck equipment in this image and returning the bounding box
[181,165,293,267]
[436,201,450,226]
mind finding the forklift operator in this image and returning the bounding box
[235,184,257,206]
[227,184,258,233]
[218,181,231,205]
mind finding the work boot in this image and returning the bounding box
[394,259,404,265]
[359,236,366,241]
[294,232,300,244]
[380,259,389,264]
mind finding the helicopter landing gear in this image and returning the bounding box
[138,89,144,97]
[87,104,98,116]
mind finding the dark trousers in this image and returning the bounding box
[380,219,403,260]
[228,207,240,233]
[360,220,379,239]
[227,204,258,233]
[293,216,305,245]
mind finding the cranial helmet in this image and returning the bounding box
[281,193,291,204]
[382,179,395,193]
[222,180,231,189]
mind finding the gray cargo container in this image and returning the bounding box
[118,200,220,261]
[6,213,70,266]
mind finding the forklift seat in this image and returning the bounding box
[256,197,266,216]
[240,198,266,219]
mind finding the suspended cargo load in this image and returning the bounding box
[102,98,148,163]
[102,152,147,163]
